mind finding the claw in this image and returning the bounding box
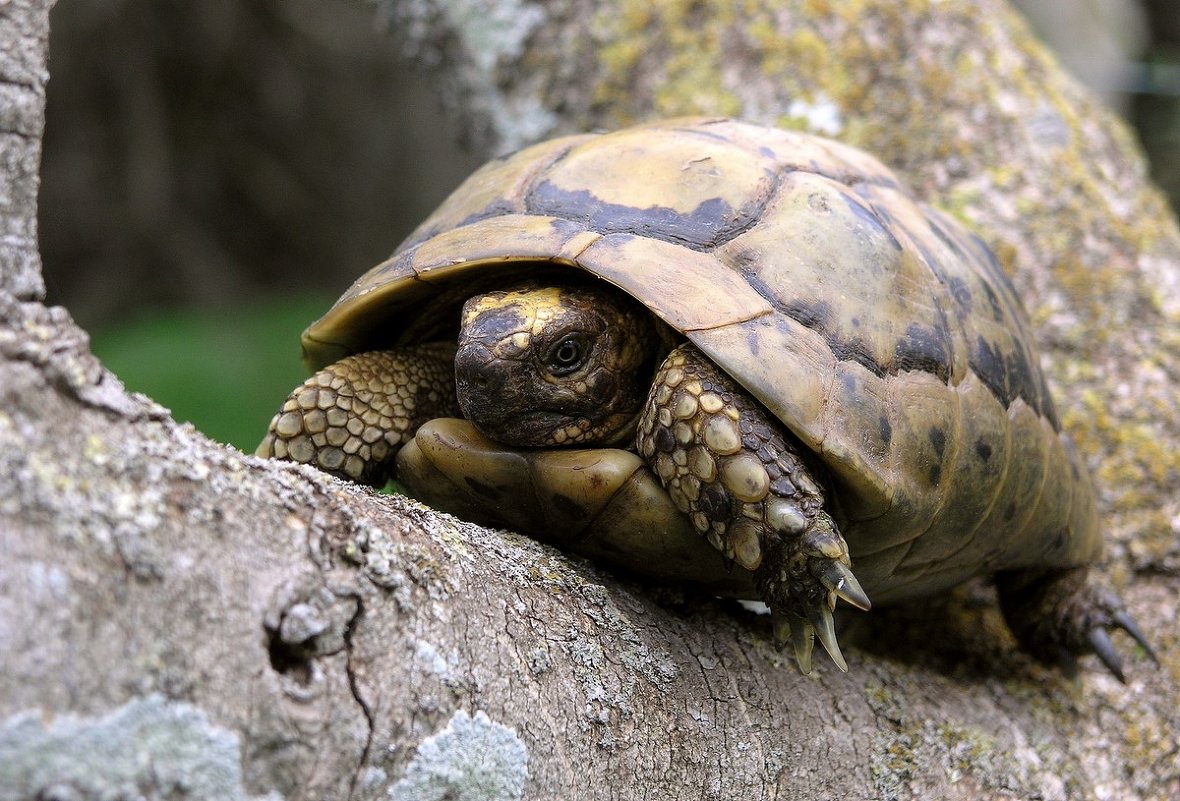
[774,613,815,674]
[1088,627,1126,683]
[772,613,791,650]
[1112,611,1158,664]
[793,621,815,674]
[806,603,848,672]
[817,561,872,611]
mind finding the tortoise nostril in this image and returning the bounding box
[455,343,500,393]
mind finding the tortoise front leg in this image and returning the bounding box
[637,344,871,672]
[256,342,460,487]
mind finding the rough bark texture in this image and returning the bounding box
[3,1,1179,800]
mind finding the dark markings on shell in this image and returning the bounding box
[929,427,947,457]
[455,200,522,233]
[390,126,1063,436]
[849,175,904,193]
[969,335,1059,429]
[894,320,953,382]
[1007,343,1037,408]
[969,231,1022,304]
[1050,529,1068,553]
[947,275,974,315]
[840,192,904,253]
[975,439,992,462]
[1003,502,1016,521]
[928,427,946,487]
[914,240,945,281]
[744,326,762,358]
[828,338,884,378]
[879,416,893,448]
[970,336,1007,401]
[978,277,1008,323]
[926,213,972,267]
[744,266,965,383]
[783,297,833,330]
[526,183,766,251]
[776,297,888,378]
[839,371,858,395]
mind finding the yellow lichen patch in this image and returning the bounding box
[590,0,737,120]
[1063,384,1180,562]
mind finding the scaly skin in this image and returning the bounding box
[636,344,870,671]
[256,342,460,486]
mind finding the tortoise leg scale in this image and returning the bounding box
[256,342,460,487]
[636,344,871,672]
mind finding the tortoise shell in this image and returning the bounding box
[302,117,1099,605]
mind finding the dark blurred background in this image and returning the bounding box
[38,0,1180,451]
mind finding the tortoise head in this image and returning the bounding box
[454,280,659,447]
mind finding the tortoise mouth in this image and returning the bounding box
[463,406,641,449]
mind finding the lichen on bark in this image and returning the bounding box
[4,0,1180,799]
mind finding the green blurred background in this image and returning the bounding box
[41,0,483,450]
[39,0,1180,453]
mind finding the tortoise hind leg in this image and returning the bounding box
[256,342,460,487]
[996,567,1156,682]
[636,344,871,673]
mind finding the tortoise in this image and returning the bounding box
[257,117,1154,677]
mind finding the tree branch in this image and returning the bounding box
[3,1,1178,799]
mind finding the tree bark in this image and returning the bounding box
[3,1,1178,800]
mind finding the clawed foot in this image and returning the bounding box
[638,343,871,674]
[998,567,1157,683]
[759,512,871,673]
[1086,605,1156,683]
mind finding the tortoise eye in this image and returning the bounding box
[546,334,590,375]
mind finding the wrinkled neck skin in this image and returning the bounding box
[454,281,666,449]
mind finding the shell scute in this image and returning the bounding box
[575,233,772,331]
[893,314,954,382]
[848,371,959,557]
[715,170,948,385]
[526,125,779,250]
[813,360,895,521]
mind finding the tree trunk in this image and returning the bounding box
[3,1,1178,799]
